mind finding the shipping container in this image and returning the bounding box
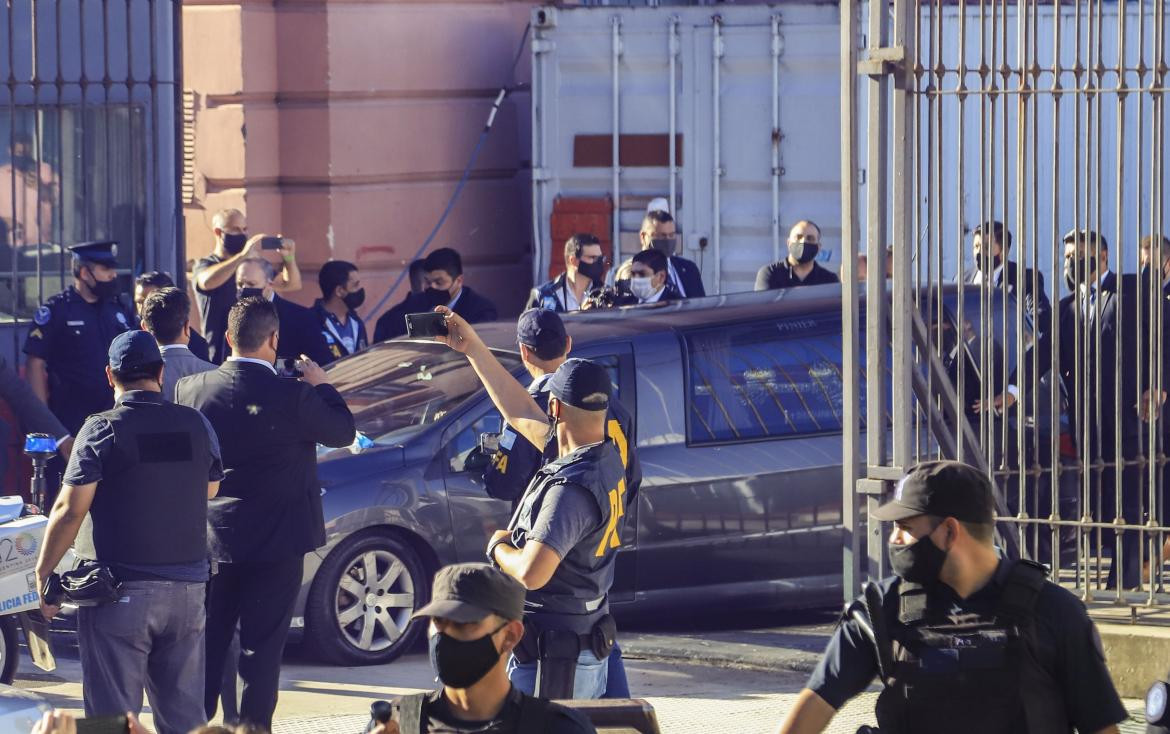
[532,2,1167,295]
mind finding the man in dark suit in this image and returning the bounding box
[421,247,498,325]
[965,221,1053,392]
[234,257,333,367]
[373,259,434,343]
[963,221,1057,562]
[174,297,355,729]
[618,210,705,298]
[1058,229,1165,590]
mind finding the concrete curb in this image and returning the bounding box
[1099,623,1170,699]
[621,632,823,675]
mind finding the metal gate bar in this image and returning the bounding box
[0,0,179,363]
[846,0,1170,607]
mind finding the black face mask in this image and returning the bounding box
[1063,255,1096,292]
[425,287,453,306]
[888,531,948,584]
[976,252,1001,273]
[343,288,366,310]
[428,625,504,689]
[788,241,820,265]
[237,286,265,301]
[577,258,607,285]
[649,238,677,257]
[222,232,248,255]
[84,270,120,301]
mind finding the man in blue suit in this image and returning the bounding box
[233,258,332,367]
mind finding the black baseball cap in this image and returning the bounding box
[872,460,996,524]
[548,357,610,412]
[108,330,162,372]
[69,240,119,267]
[516,308,568,359]
[411,563,525,624]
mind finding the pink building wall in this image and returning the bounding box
[181,0,535,320]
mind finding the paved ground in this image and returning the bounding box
[7,619,1153,733]
[13,632,876,733]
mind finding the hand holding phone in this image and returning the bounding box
[75,714,129,734]
[405,312,448,338]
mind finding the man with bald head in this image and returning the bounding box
[755,220,841,291]
[193,209,300,363]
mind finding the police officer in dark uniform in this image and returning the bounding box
[484,309,640,507]
[436,307,626,700]
[34,330,223,734]
[24,241,134,436]
[482,308,640,699]
[778,461,1127,734]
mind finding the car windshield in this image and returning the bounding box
[326,341,522,445]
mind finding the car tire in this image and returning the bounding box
[304,532,430,666]
[0,615,19,684]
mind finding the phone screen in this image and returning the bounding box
[76,715,129,734]
[275,358,303,378]
[23,433,57,454]
[261,236,283,250]
[405,312,448,338]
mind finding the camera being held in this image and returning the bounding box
[581,284,636,311]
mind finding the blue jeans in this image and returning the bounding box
[78,580,207,734]
[507,649,608,699]
[603,643,629,698]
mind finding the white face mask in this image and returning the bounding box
[630,276,656,301]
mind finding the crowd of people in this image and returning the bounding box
[7,196,1169,734]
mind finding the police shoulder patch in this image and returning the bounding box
[33,306,50,326]
[28,328,43,340]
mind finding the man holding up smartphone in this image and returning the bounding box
[435,308,626,700]
[193,208,301,363]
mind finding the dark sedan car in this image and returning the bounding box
[290,284,1024,666]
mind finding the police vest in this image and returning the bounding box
[874,560,1070,734]
[75,395,212,566]
[485,375,639,507]
[510,440,627,633]
[483,375,553,503]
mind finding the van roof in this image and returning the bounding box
[471,283,848,353]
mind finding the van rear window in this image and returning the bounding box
[685,316,846,444]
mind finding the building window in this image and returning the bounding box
[0,104,147,319]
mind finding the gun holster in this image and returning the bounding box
[535,628,581,700]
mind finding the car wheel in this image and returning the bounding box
[0,615,19,684]
[305,532,430,665]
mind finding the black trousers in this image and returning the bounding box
[204,557,302,730]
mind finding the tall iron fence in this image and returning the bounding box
[0,0,182,361]
[842,0,1170,607]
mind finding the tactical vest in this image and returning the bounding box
[510,440,627,633]
[483,375,552,503]
[874,560,1070,734]
[75,394,212,565]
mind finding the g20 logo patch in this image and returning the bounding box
[14,534,37,557]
